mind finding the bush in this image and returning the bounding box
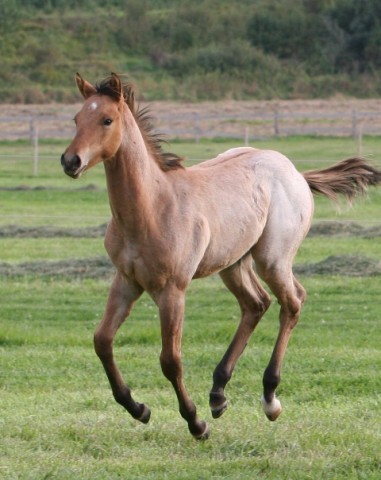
[2,0,381,101]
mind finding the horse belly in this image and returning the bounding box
[193,216,264,278]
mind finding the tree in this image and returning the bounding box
[328,0,381,72]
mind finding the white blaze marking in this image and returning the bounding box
[89,102,98,111]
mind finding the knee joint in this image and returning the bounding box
[280,297,302,329]
[93,331,112,359]
[261,292,272,313]
[160,351,181,381]
[245,292,271,326]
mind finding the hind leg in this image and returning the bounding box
[256,261,306,421]
[251,175,312,420]
[209,254,271,418]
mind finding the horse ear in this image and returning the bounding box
[75,73,96,99]
[109,72,123,100]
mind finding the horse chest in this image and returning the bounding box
[104,231,169,287]
[104,228,134,272]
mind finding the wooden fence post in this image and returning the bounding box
[273,109,279,137]
[357,121,364,156]
[30,118,39,176]
[351,110,357,139]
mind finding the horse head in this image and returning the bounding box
[61,73,125,178]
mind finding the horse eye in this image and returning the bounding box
[103,118,113,126]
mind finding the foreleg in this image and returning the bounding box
[93,273,150,423]
[157,284,209,439]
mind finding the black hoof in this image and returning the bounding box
[192,421,210,441]
[136,403,151,424]
[211,400,228,419]
[209,392,228,419]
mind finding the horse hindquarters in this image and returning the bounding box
[251,172,312,419]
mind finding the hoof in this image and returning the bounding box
[209,392,228,419]
[211,399,228,419]
[193,421,210,441]
[136,403,151,424]
[261,395,282,422]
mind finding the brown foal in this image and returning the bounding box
[61,73,381,439]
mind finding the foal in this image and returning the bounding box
[61,73,381,439]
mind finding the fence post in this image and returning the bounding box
[351,110,357,139]
[357,121,364,156]
[273,109,280,137]
[30,118,39,176]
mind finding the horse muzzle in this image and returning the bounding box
[61,153,86,178]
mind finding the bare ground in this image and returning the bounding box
[294,255,381,277]
[2,97,381,139]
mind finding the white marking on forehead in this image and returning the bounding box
[88,101,98,111]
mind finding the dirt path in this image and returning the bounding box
[2,97,381,140]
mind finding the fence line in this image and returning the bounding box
[0,154,368,167]
[0,106,379,174]
[1,108,381,142]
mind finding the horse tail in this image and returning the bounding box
[302,157,381,202]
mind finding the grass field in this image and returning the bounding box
[0,136,380,479]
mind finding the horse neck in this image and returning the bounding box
[104,113,165,234]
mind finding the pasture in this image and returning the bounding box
[0,136,380,479]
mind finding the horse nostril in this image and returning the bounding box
[61,153,82,173]
[72,154,81,170]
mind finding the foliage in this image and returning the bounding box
[2,0,381,101]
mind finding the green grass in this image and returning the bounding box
[0,276,380,479]
[0,235,379,265]
[0,188,110,227]
[1,136,380,227]
[296,236,381,263]
[0,137,380,479]
[0,237,105,263]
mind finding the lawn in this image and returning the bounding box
[1,276,380,479]
[0,136,380,479]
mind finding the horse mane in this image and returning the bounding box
[96,77,184,171]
